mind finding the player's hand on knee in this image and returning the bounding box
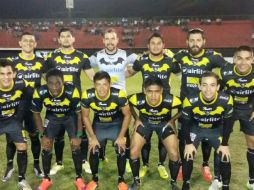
[71,138,81,148]
[114,137,126,153]
[42,136,52,150]
[184,144,196,161]
[89,136,100,154]
[217,145,231,162]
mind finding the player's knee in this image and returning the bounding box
[168,148,179,161]
[42,137,53,151]
[15,143,27,151]
[130,144,140,159]
[70,138,81,150]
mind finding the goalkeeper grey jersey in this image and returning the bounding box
[89,49,137,91]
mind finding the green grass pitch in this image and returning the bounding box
[0,72,249,190]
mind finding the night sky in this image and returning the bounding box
[0,0,253,19]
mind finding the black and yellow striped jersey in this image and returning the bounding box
[0,79,31,121]
[81,87,128,123]
[31,83,81,119]
[173,49,226,99]
[220,63,254,110]
[129,92,181,124]
[46,49,91,90]
[132,54,180,91]
[182,91,233,129]
[9,53,46,88]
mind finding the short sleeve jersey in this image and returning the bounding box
[31,83,81,119]
[220,63,254,110]
[10,53,46,88]
[181,91,233,129]
[173,49,226,98]
[133,54,180,92]
[129,92,181,124]
[0,79,31,120]
[46,49,91,90]
[81,87,128,123]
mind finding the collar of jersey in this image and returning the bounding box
[191,49,205,58]
[105,48,118,55]
[95,89,111,101]
[149,54,164,62]
[0,81,14,92]
[60,49,75,55]
[233,65,252,77]
[146,95,162,107]
[49,86,64,98]
[199,92,218,105]
[19,53,35,61]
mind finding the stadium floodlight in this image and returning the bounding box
[66,0,74,9]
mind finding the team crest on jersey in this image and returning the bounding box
[1,94,11,102]
[98,102,108,110]
[240,83,246,88]
[238,78,248,88]
[203,107,212,116]
[190,58,199,65]
[223,70,233,76]
[205,111,210,116]
[182,67,187,74]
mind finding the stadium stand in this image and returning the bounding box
[0,19,253,49]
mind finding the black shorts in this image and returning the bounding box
[44,115,77,140]
[23,110,38,134]
[136,121,175,142]
[0,119,27,143]
[190,126,222,149]
[93,121,122,147]
[178,120,209,143]
[233,108,254,135]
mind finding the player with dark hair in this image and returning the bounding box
[219,46,254,190]
[46,27,95,175]
[181,71,233,190]
[0,58,32,190]
[32,68,86,190]
[126,32,180,179]
[173,28,227,182]
[2,32,46,182]
[81,71,131,190]
[128,76,182,190]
